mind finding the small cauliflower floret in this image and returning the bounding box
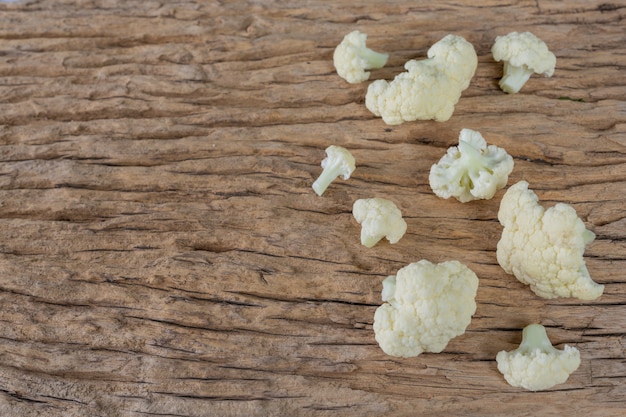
[352,198,407,248]
[312,145,355,196]
[429,128,514,202]
[365,34,477,125]
[333,30,388,84]
[496,324,581,391]
[373,260,479,357]
[492,31,557,94]
[497,181,603,300]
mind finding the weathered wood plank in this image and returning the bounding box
[0,1,624,416]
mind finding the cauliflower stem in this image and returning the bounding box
[358,47,389,71]
[453,138,495,191]
[513,324,558,356]
[499,62,535,94]
[312,162,347,196]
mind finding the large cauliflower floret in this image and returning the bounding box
[496,181,603,300]
[352,198,407,248]
[492,31,557,94]
[429,128,514,202]
[496,324,581,391]
[365,34,477,125]
[373,260,479,358]
[333,30,388,84]
[365,64,456,125]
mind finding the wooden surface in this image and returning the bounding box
[0,1,625,416]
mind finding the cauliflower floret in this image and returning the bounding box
[496,324,581,391]
[492,31,557,94]
[426,33,478,90]
[365,34,477,125]
[496,181,604,300]
[365,64,456,125]
[312,145,356,196]
[373,260,479,357]
[333,30,388,84]
[429,128,514,202]
[352,198,407,248]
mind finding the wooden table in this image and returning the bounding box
[1,1,624,416]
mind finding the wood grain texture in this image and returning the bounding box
[0,1,624,416]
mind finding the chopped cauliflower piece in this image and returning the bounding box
[333,30,388,84]
[426,35,477,91]
[496,181,603,300]
[312,145,355,196]
[352,198,407,248]
[373,260,479,357]
[492,31,557,94]
[429,128,514,202]
[496,324,581,391]
[365,34,477,125]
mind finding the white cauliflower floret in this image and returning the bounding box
[373,260,479,358]
[333,30,388,84]
[492,31,557,94]
[429,128,514,202]
[497,181,603,300]
[365,34,477,125]
[365,64,454,125]
[426,33,478,91]
[312,145,355,196]
[496,324,581,391]
[352,198,407,248]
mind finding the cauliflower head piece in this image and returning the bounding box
[427,33,478,90]
[496,181,603,300]
[352,198,407,248]
[496,324,581,391]
[333,30,388,84]
[365,34,477,125]
[492,31,556,94]
[373,260,479,358]
[365,64,457,125]
[429,128,514,202]
[312,145,356,196]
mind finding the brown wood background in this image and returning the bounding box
[0,1,625,416]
